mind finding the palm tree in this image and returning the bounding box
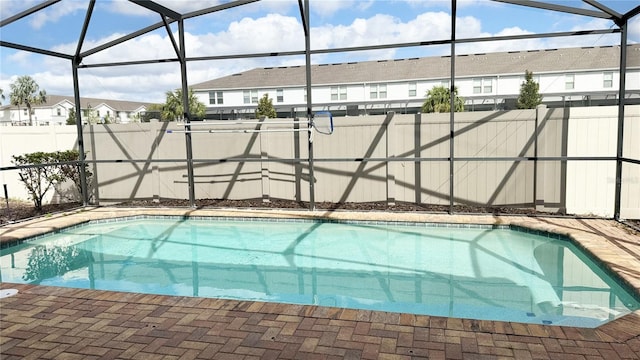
[9,75,47,126]
[421,85,464,113]
[162,88,206,121]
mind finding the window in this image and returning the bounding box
[210,91,223,104]
[483,78,493,93]
[209,91,216,105]
[277,89,283,103]
[23,109,28,116]
[473,79,482,94]
[603,72,613,88]
[473,78,493,93]
[370,84,387,99]
[243,90,258,104]
[408,82,417,97]
[565,74,575,90]
[304,88,307,102]
[331,86,347,101]
[57,108,62,116]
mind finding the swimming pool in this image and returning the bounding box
[1,216,638,328]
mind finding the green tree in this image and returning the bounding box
[9,75,47,126]
[517,70,543,109]
[132,113,144,122]
[142,103,163,122]
[84,105,99,124]
[12,152,64,211]
[162,88,206,121]
[66,107,77,125]
[255,93,277,118]
[421,85,464,113]
[0,87,5,105]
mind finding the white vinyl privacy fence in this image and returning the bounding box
[1,105,639,218]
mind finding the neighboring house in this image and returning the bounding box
[192,44,640,119]
[0,94,153,126]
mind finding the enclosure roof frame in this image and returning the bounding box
[0,0,637,218]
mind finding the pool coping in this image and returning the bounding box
[1,206,640,343]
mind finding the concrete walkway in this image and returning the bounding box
[1,207,639,359]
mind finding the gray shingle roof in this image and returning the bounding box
[192,44,640,90]
[1,94,155,111]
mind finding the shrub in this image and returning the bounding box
[12,150,91,211]
[52,150,93,202]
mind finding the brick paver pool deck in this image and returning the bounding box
[1,207,639,359]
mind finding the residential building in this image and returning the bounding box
[192,44,640,119]
[0,94,153,126]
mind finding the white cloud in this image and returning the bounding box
[0,0,85,29]
[0,0,40,20]
[5,4,633,104]
[105,0,224,17]
[103,0,293,18]
[310,0,375,17]
[200,13,304,54]
[456,26,545,55]
[400,0,489,10]
[29,1,87,29]
[540,17,621,49]
[310,1,353,17]
[630,17,640,43]
[102,1,155,17]
[313,12,453,50]
[154,0,223,14]
[22,13,305,102]
[7,51,33,66]
[50,31,178,66]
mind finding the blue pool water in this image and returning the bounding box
[1,217,638,328]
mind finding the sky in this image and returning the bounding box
[1,0,639,104]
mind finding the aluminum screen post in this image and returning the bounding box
[302,0,315,210]
[449,0,457,215]
[3,184,9,212]
[179,19,196,208]
[613,20,628,221]
[72,57,89,207]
